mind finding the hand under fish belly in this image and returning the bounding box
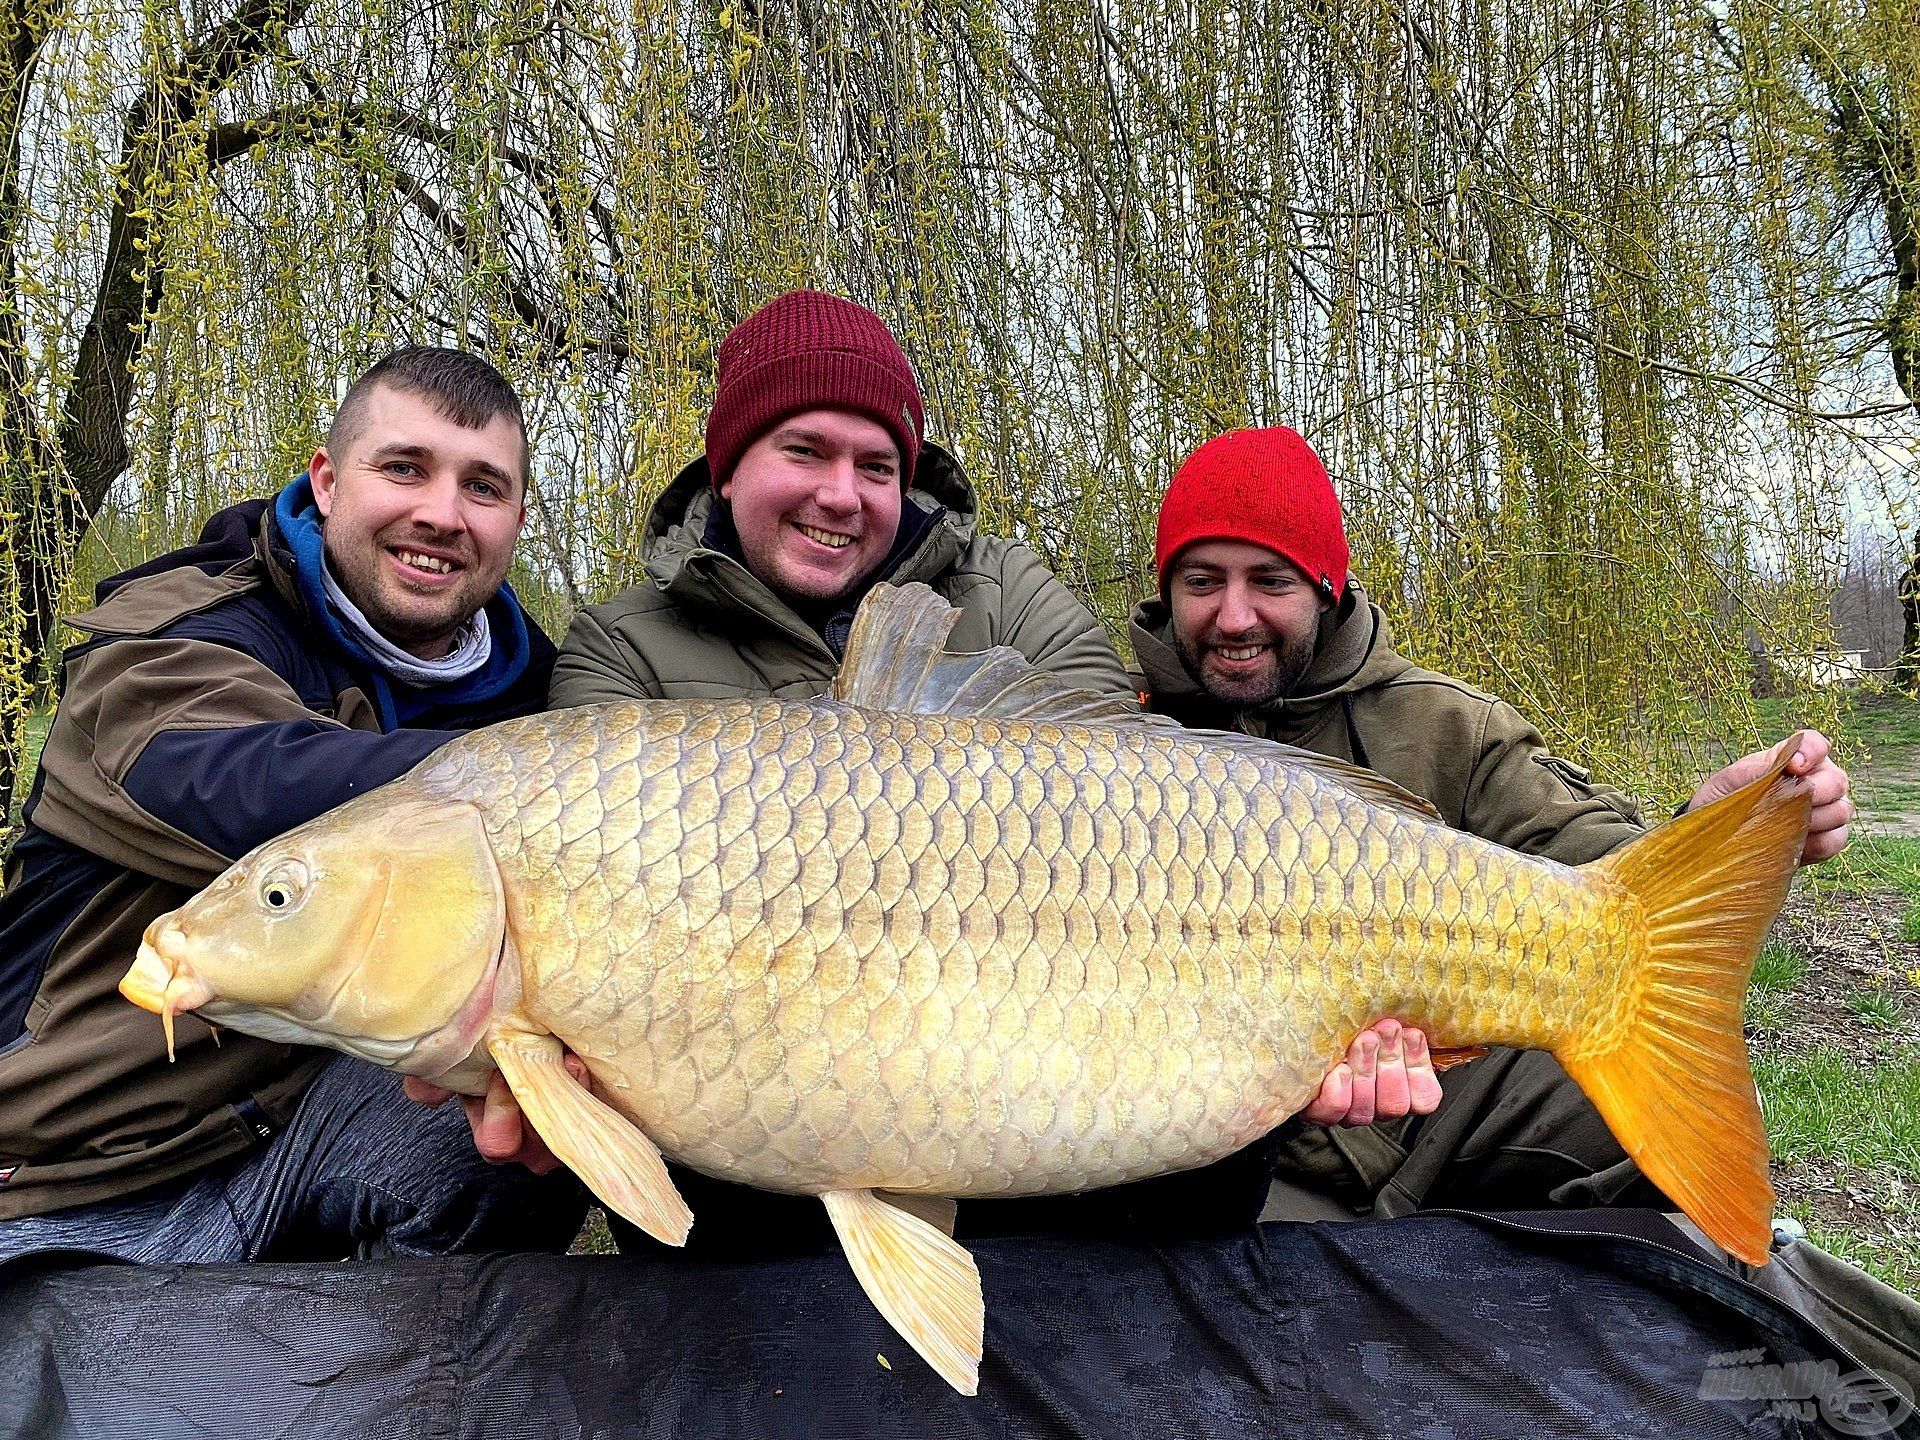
[122,584,1811,1395]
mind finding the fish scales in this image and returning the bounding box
[432,698,1628,1200]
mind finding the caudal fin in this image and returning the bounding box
[1563,737,1812,1266]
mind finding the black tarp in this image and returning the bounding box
[2,1213,1913,1439]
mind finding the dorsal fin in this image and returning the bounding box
[834,582,1162,728]
[833,582,1443,824]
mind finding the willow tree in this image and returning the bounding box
[3,0,1915,821]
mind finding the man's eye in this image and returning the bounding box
[388,462,420,477]
[467,479,500,499]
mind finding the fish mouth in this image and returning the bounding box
[120,939,216,1062]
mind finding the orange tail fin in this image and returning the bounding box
[1563,737,1811,1266]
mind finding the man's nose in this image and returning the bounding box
[813,457,861,514]
[1216,583,1258,633]
[409,476,467,532]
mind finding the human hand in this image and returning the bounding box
[1686,730,1851,867]
[1301,1019,1443,1127]
[402,1054,591,1174]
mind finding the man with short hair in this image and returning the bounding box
[0,346,586,1262]
[1132,425,1853,1216]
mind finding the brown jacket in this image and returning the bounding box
[0,491,553,1218]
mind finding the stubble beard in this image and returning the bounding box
[324,535,480,655]
[1176,627,1318,711]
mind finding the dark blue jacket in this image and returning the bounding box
[0,484,554,1217]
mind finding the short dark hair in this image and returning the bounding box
[327,346,530,486]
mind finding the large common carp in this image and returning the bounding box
[122,584,1810,1394]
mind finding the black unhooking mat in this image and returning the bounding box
[2,1213,1913,1439]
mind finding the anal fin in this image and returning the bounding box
[823,1188,983,1395]
[489,1020,693,1247]
[1429,1044,1489,1072]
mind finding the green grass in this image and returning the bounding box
[1751,941,1809,993]
[1849,986,1907,1028]
[1841,691,1920,752]
[1759,1047,1920,1169]
[1756,1045,1920,1292]
[1809,834,1920,902]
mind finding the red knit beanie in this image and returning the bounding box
[704,290,925,490]
[1154,427,1350,598]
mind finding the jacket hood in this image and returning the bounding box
[635,440,981,642]
[90,498,273,607]
[1129,582,1415,722]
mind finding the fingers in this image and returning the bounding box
[1344,1029,1380,1126]
[1402,1028,1444,1115]
[402,1075,455,1107]
[1369,1021,1409,1120]
[1783,730,1831,774]
[467,1072,532,1167]
[1305,1021,1448,1127]
[1300,1062,1353,1126]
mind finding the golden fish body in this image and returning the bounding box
[452,698,1621,1201]
[124,583,1808,1393]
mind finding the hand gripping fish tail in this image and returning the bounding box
[1565,739,1811,1267]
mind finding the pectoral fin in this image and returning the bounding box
[879,1190,958,1237]
[823,1187,984,1395]
[488,1022,693,1247]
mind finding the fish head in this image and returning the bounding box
[120,793,508,1080]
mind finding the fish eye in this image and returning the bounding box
[257,861,311,914]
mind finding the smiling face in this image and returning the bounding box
[718,409,904,608]
[310,383,528,659]
[1167,539,1332,708]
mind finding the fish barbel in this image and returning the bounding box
[122,584,1810,1394]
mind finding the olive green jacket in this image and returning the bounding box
[1128,586,1645,866]
[553,443,1134,706]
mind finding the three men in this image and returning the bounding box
[1131,425,1853,1217]
[0,347,584,1261]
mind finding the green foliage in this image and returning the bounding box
[1756,1045,1920,1290]
[1849,986,1908,1028]
[1752,941,1811,994]
[1813,835,1920,901]
[1759,1046,1920,1172]
[1,0,1916,821]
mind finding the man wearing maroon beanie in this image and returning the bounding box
[552,290,1130,709]
[1131,426,1854,1228]
[526,293,1131,1253]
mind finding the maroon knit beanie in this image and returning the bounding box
[704,290,925,491]
[1155,427,1351,597]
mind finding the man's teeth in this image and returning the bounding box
[797,524,854,550]
[396,550,454,574]
[1217,646,1266,661]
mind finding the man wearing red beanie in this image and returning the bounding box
[552,289,1130,703]
[1131,425,1855,1222]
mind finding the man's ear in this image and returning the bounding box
[310,449,337,517]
